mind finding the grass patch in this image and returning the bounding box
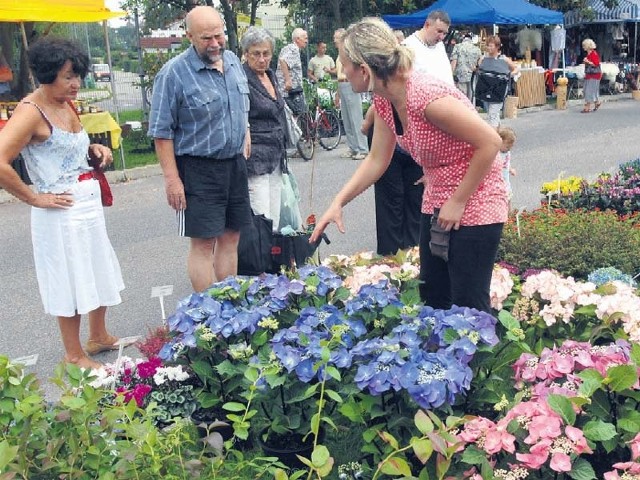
[113,109,158,170]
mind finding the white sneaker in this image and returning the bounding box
[340,151,355,158]
[352,153,366,160]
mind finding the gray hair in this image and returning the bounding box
[240,26,275,53]
[291,27,306,41]
[427,9,451,25]
[582,38,596,50]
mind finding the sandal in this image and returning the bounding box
[85,335,133,355]
[580,109,591,113]
[594,101,602,111]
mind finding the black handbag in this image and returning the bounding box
[237,212,274,276]
[271,232,329,272]
[584,64,601,75]
[285,87,306,116]
[475,68,510,103]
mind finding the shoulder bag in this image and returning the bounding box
[69,100,114,207]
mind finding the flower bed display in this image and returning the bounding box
[2,246,640,479]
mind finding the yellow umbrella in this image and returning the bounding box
[0,0,125,23]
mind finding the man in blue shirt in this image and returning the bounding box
[148,5,252,292]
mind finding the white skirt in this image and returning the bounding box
[31,179,124,317]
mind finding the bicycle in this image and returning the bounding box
[296,103,342,161]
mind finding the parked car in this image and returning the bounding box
[92,63,111,82]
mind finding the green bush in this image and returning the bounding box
[497,208,640,279]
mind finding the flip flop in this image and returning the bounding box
[594,102,602,111]
[580,109,591,113]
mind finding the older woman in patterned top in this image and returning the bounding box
[310,18,508,313]
[241,27,287,230]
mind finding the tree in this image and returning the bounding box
[120,0,261,54]
[529,0,619,14]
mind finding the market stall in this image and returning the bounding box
[383,0,564,109]
[0,0,128,175]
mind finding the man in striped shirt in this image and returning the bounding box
[148,6,252,292]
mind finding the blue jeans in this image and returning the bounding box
[419,214,503,313]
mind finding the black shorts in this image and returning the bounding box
[176,154,252,238]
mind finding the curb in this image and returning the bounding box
[0,163,163,206]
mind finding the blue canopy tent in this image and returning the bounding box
[383,0,564,28]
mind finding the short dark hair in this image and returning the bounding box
[427,10,451,25]
[28,37,90,84]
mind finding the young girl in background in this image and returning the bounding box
[497,126,517,207]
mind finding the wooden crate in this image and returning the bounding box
[516,69,547,108]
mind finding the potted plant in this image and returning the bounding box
[89,356,197,427]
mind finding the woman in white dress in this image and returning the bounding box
[0,37,126,370]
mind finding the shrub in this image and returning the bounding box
[497,208,640,279]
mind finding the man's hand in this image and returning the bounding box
[165,175,186,211]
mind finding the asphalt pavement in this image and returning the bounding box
[1,94,639,400]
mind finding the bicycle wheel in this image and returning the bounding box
[317,110,341,151]
[296,112,315,161]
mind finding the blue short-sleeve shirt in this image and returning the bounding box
[148,47,249,159]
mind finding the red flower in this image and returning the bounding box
[137,357,162,379]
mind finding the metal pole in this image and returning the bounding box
[103,20,128,178]
[133,8,149,120]
[84,23,91,59]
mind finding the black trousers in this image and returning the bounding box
[374,149,424,256]
[368,126,424,256]
[419,214,503,313]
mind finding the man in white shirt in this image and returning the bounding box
[307,42,335,82]
[402,10,454,85]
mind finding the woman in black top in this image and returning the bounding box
[241,27,287,231]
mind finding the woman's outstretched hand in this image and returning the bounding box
[309,202,345,243]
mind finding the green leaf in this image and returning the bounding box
[412,438,433,464]
[222,402,245,412]
[378,431,399,450]
[325,366,341,381]
[461,445,487,465]
[380,457,412,477]
[414,410,434,435]
[568,457,597,480]
[311,413,320,436]
[244,366,259,383]
[214,360,236,378]
[324,389,343,403]
[253,329,268,347]
[498,309,520,330]
[311,445,330,467]
[618,418,640,433]
[338,402,363,423]
[606,365,638,392]
[274,469,289,480]
[192,359,215,379]
[0,440,19,471]
[547,394,576,425]
[61,397,87,410]
[582,420,617,441]
[630,343,640,366]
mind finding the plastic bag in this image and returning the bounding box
[279,172,303,231]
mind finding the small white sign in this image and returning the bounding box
[151,285,174,298]
[12,354,39,366]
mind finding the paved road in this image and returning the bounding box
[1,96,639,400]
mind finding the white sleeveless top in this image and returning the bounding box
[20,101,92,194]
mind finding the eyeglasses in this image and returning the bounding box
[247,51,272,59]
